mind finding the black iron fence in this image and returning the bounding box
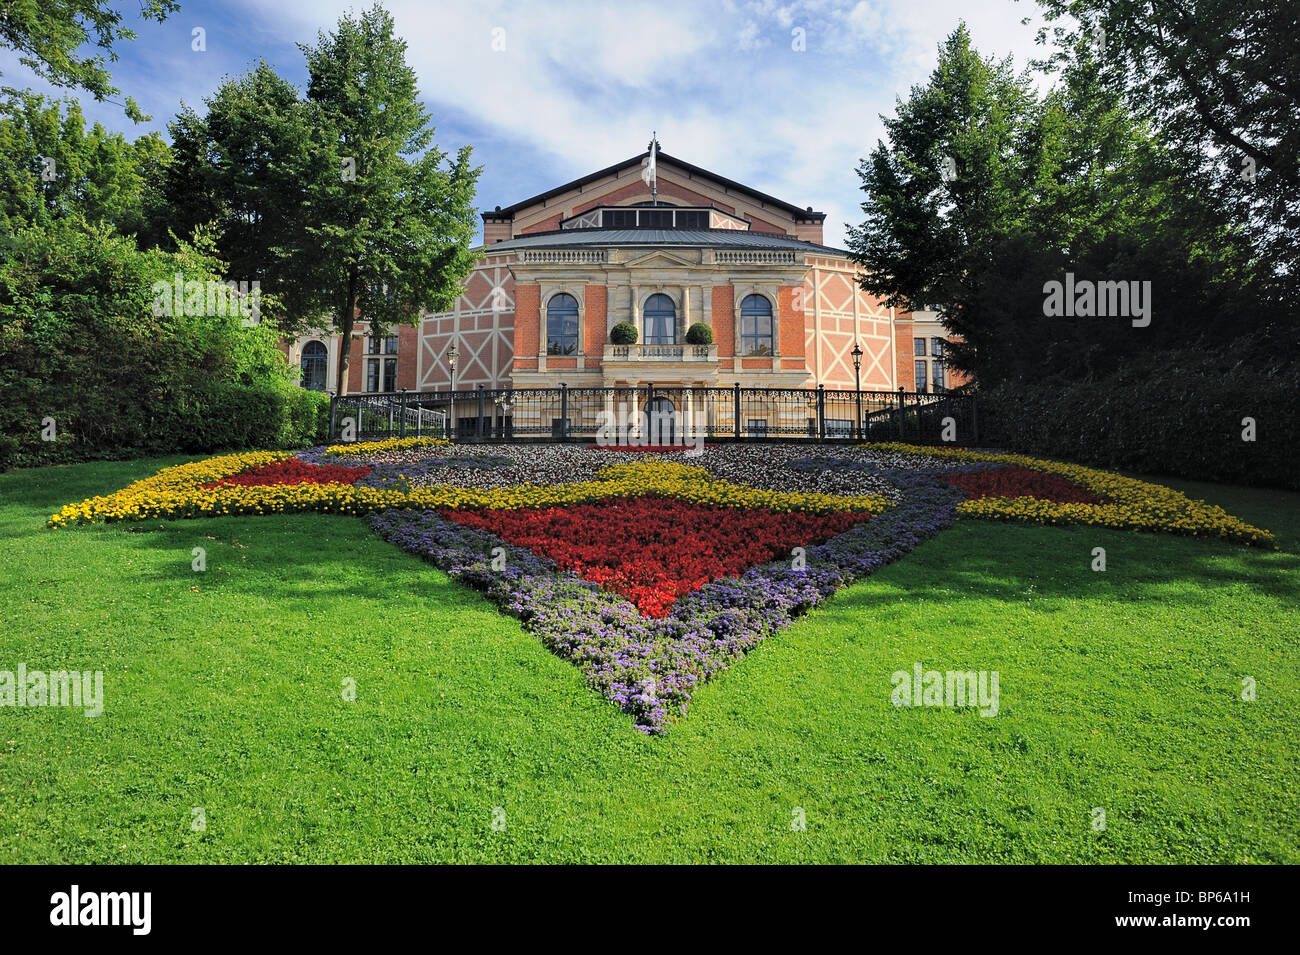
[328,385,978,446]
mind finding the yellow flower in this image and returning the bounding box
[867,442,1275,548]
[49,453,891,527]
[325,436,449,457]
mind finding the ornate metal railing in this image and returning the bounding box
[329,385,978,445]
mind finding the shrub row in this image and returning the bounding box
[976,351,1299,490]
[2,382,329,470]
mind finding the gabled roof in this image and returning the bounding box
[485,227,848,257]
[483,149,826,222]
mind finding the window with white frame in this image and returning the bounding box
[739,294,774,356]
[300,340,328,391]
[546,293,580,355]
[365,330,399,392]
[368,333,399,355]
[643,293,676,345]
[366,357,398,392]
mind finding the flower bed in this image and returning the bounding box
[941,465,1103,504]
[200,457,371,488]
[49,456,890,527]
[443,496,871,617]
[370,464,963,732]
[47,440,1276,731]
[324,436,449,457]
[870,442,1275,547]
[47,451,291,527]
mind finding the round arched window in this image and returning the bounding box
[300,340,328,391]
[547,293,579,355]
[643,294,676,345]
[740,295,774,356]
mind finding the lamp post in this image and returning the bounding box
[447,340,460,441]
[494,391,516,441]
[851,342,863,440]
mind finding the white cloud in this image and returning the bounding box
[845,1,883,37]
[736,22,765,51]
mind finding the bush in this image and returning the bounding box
[610,322,638,345]
[977,340,1300,490]
[0,218,320,470]
[685,323,714,345]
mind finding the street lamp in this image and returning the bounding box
[494,390,516,441]
[447,340,460,440]
[851,342,863,440]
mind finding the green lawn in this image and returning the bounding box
[1,456,1296,863]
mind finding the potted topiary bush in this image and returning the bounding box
[685,323,714,345]
[610,322,638,345]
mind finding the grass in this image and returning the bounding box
[1,455,1296,863]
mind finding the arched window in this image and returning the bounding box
[643,293,676,345]
[740,294,774,356]
[300,340,328,391]
[546,293,579,355]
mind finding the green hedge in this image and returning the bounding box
[978,352,1299,490]
[4,383,330,470]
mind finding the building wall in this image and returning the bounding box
[802,256,895,392]
[287,320,421,395]
[894,309,969,393]
[415,257,516,390]
[412,250,906,394]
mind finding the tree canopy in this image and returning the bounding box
[0,0,177,118]
[160,4,482,393]
[0,92,168,243]
[848,23,1266,387]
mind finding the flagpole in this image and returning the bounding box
[650,132,658,205]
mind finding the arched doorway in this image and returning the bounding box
[645,395,676,445]
[300,340,328,391]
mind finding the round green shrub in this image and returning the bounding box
[610,322,638,345]
[685,323,714,345]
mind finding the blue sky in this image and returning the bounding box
[1,0,1048,246]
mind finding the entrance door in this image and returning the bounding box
[645,396,676,445]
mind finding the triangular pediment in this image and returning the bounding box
[622,248,699,269]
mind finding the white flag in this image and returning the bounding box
[641,135,657,194]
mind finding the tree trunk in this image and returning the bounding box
[335,279,358,395]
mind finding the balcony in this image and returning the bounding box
[603,344,718,363]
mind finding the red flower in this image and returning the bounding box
[441,496,871,618]
[942,466,1103,504]
[201,458,371,489]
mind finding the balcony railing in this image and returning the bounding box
[713,250,798,264]
[517,249,606,264]
[603,344,718,362]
